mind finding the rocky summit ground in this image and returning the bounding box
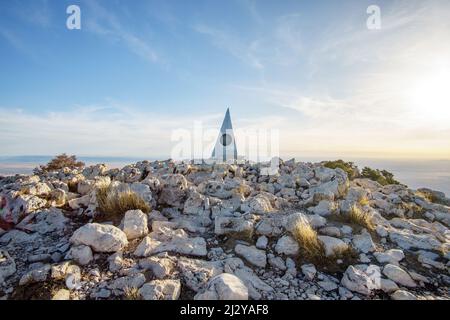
[0,159,449,300]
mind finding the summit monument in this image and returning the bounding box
[211,108,238,162]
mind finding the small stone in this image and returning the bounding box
[352,230,376,253]
[65,265,82,290]
[256,236,268,249]
[380,278,399,293]
[19,264,51,286]
[318,236,348,257]
[52,289,70,300]
[275,235,299,256]
[68,245,93,266]
[235,244,267,268]
[122,210,149,240]
[391,289,417,300]
[139,279,181,300]
[318,281,338,292]
[268,256,286,270]
[301,264,317,281]
[374,249,405,265]
[195,273,248,300]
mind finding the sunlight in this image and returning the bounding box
[409,65,450,125]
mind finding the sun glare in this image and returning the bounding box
[409,66,450,125]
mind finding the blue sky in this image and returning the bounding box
[1,0,450,159]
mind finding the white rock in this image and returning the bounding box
[107,252,124,272]
[409,271,429,285]
[383,264,416,288]
[256,236,268,249]
[376,225,388,237]
[65,265,82,290]
[318,280,338,292]
[110,273,146,292]
[318,236,349,257]
[309,170,349,203]
[352,230,376,253]
[0,250,16,284]
[194,273,248,300]
[68,245,93,266]
[256,217,284,236]
[275,235,299,256]
[268,256,286,270]
[235,244,267,268]
[320,226,341,237]
[177,258,223,292]
[308,200,337,216]
[307,214,328,229]
[390,289,417,300]
[380,278,399,293]
[19,264,51,286]
[21,208,69,235]
[301,264,317,280]
[139,279,181,300]
[389,229,442,251]
[51,289,71,300]
[122,210,149,240]
[51,261,71,280]
[341,265,380,296]
[70,223,128,253]
[134,228,206,257]
[214,216,253,237]
[284,212,326,231]
[223,258,273,300]
[359,253,371,263]
[139,257,175,279]
[374,249,405,265]
[241,194,273,214]
[341,225,353,235]
[129,182,153,204]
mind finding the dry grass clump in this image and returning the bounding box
[292,216,358,272]
[358,196,370,206]
[291,217,326,262]
[96,184,150,221]
[347,205,375,231]
[123,287,141,300]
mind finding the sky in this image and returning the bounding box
[0,0,450,160]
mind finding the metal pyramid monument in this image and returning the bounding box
[211,108,238,162]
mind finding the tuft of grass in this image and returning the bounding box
[291,217,326,262]
[291,216,357,272]
[123,287,141,300]
[96,184,150,222]
[347,205,375,231]
[359,196,370,206]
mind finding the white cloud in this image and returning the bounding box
[0,104,286,158]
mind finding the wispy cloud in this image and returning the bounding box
[83,0,159,63]
[0,104,206,157]
[11,0,52,28]
[193,11,306,70]
[193,23,264,69]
